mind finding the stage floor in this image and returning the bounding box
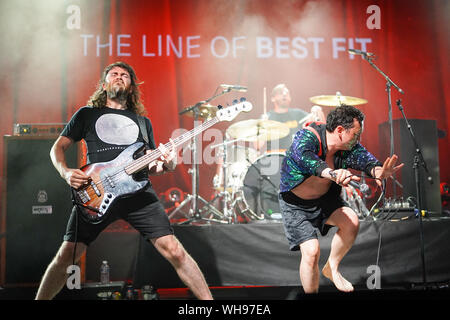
[85,215,450,290]
[1,216,449,301]
[1,282,450,300]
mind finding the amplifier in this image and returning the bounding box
[1,136,79,285]
[13,123,66,136]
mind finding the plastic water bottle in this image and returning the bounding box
[142,285,159,300]
[100,260,110,284]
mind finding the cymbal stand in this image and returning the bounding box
[169,104,225,224]
[221,140,233,222]
[170,89,233,225]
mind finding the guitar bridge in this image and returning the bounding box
[78,189,91,203]
[90,180,101,197]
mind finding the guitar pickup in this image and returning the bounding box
[90,180,101,197]
[105,175,115,188]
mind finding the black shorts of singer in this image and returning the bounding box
[278,183,349,251]
[64,187,174,246]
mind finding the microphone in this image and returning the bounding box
[220,84,248,92]
[351,181,371,196]
[348,49,374,57]
[329,170,371,196]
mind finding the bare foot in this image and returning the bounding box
[322,261,354,292]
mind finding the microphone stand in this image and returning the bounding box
[361,53,404,199]
[396,99,433,288]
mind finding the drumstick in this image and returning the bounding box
[263,87,267,115]
[262,87,268,120]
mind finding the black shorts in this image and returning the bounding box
[279,183,349,251]
[64,187,174,246]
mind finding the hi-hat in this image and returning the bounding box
[226,119,290,142]
[310,94,368,106]
[184,104,217,119]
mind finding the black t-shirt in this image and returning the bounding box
[61,106,156,164]
[267,108,309,151]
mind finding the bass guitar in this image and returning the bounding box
[72,101,252,223]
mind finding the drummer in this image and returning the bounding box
[257,83,326,153]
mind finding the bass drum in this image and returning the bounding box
[213,145,258,192]
[241,152,286,220]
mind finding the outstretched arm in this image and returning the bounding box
[371,154,404,187]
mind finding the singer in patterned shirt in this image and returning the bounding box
[278,104,403,293]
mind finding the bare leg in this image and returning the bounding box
[322,207,359,292]
[151,235,213,300]
[35,241,87,300]
[299,238,320,293]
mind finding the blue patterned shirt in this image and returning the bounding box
[280,123,382,192]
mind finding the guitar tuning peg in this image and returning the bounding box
[217,105,223,110]
[240,97,246,102]
[232,99,239,105]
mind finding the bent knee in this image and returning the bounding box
[345,210,360,232]
[167,244,186,263]
[300,239,320,265]
[336,208,360,233]
[53,242,84,267]
[154,236,187,265]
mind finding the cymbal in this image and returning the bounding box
[309,94,368,107]
[184,104,217,119]
[226,119,290,142]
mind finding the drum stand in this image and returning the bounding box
[205,138,236,223]
[169,104,226,225]
[209,138,262,223]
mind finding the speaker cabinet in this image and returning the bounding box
[1,136,79,285]
[379,119,441,214]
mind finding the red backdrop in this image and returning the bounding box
[0,0,448,204]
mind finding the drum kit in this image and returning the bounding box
[170,92,369,225]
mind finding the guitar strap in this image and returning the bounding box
[137,115,150,148]
[136,115,153,185]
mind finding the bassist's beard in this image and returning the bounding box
[105,82,129,104]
